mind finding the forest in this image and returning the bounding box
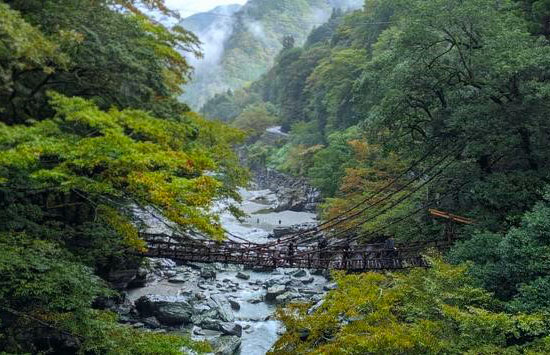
[202,0,550,353]
[0,0,247,353]
[2,0,550,354]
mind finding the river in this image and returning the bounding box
[127,186,328,354]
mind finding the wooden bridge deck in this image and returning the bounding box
[138,233,450,271]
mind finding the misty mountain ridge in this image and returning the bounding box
[180,0,363,109]
[183,4,243,33]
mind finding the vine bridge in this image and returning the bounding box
[138,142,476,271]
[138,230,455,271]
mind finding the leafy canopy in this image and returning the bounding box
[272,259,550,354]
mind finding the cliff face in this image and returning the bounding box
[180,0,363,109]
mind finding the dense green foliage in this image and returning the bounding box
[203,0,550,237]
[186,0,360,108]
[232,103,278,141]
[0,0,246,353]
[2,0,550,352]
[202,0,550,352]
[272,259,550,354]
[450,187,550,309]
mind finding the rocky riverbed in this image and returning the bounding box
[120,185,330,354]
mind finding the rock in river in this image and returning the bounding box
[135,295,193,326]
[167,275,187,284]
[220,322,243,337]
[265,285,286,302]
[209,294,235,322]
[198,319,243,337]
[275,292,300,305]
[200,267,217,280]
[302,276,315,285]
[209,335,241,355]
[291,269,307,278]
[228,299,240,311]
[235,272,250,280]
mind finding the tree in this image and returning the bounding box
[2,0,201,123]
[450,186,550,308]
[231,103,278,141]
[282,35,296,50]
[271,259,550,354]
[0,1,245,352]
[356,0,550,232]
[321,139,421,239]
[307,128,359,196]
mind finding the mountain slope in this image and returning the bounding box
[180,0,363,108]
[182,4,242,33]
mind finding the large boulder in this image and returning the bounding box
[191,297,234,325]
[291,269,307,278]
[200,267,217,280]
[167,275,187,284]
[142,316,162,329]
[265,285,286,302]
[308,300,324,315]
[220,323,243,337]
[274,188,307,212]
[106,269,137,290]
[275,292,301,305]
[228,299,240,311]
[134,295,193,326]
[200,320,243,337]
[10,325,82,354]
[209,295,235,322]
[128,267,148,288]
[253,168,321,212]
[208,335,241,355]
[263,276,292,288]
[302,277,315,285]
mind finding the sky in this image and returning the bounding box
[165,0,248,17]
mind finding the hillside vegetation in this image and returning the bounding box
[202,0,550,352]
[0,0,247,353]
[181,0,363,108]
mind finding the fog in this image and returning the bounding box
[180,0,365,107]
[184,5,241,71]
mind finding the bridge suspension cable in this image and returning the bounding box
[293,165,471,258]
[295,149,506,257]
[250,141,463,249]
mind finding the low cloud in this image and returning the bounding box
[165,0,248,17]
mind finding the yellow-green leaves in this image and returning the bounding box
[0,3,70,72]
[0,93,241,238]
[272,259,550,354]
[98,205,144,251]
